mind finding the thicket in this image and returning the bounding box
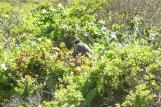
[0,0,161,107]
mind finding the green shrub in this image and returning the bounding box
[0,0,161,106]
[0,68,17,102]
[122,84,154,107]
[32,0,107,48]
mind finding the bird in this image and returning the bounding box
[72,38,90,57]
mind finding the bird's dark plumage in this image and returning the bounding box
[72,39,90,57]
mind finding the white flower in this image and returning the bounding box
[1,64,7,70]
[111,32,117,39]
[58,3,63,8]
[84,32,88,36]
[101,26,106,32]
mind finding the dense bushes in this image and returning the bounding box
[41,45,161,106]
[0,0,161,106]
[33,1,106,48]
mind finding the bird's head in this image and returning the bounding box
[73,38,81,45]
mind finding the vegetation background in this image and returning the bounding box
[0,0,161,106]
